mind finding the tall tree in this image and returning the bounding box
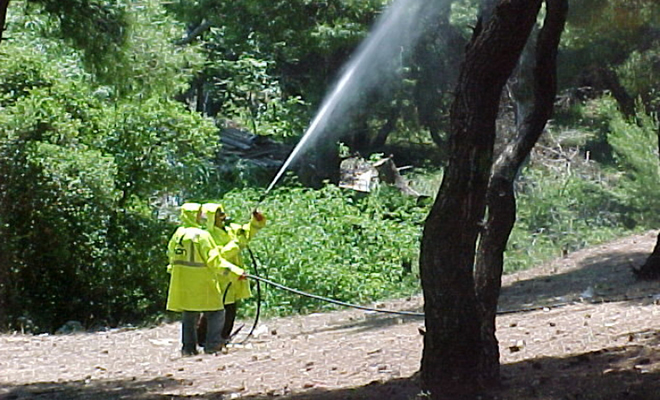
[419,0,543,397]
[474,0,568,385]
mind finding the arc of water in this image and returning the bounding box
[263,65,357,196]
[256,0,440,205]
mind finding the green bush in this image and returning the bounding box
[605,99,660,225]
[0,7,217,332]
[212,184,426,317]
[506,160,635,273]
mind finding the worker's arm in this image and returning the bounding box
[202,237,245,282]
[220,239,242,259]
[228,210,266,246]
[247,210,266,239]
[166,228,184,273]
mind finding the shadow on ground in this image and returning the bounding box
[499,249,657,313]
[500,328,660,400]
[290,306,425,338]
[0,376,422,400]
[0,377,194,400]
[3,330,658,400]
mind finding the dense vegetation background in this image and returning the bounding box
[0,0,658,333]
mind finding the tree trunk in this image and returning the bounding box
[474,0,568,385]
[0,235,8,329]
[371,106,398,149]
[633,231,660,280]
[633,125,660,280]
[0,0,10,45]
[577,65,635,118]
[419,1,542,398]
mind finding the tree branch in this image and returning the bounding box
[0,0,10,45]
[176,19,212,45]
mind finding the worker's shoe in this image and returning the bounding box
[181,347,198,357]
[203,341,227,355]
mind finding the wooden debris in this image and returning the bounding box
[339,155,420,196]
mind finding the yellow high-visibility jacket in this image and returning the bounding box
[166,203,201,274]
[201,203,267,304]
[166,226,243,312]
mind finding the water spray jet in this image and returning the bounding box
[253,0,444,208]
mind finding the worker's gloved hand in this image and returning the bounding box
[252,210,265,222]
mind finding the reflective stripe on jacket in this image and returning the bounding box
[166,226,239,312]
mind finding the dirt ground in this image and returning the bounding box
[1,231,660,400]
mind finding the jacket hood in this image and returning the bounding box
[179,203,202,228]
[201,203,225,231]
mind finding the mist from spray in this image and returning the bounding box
[261,0,446,198]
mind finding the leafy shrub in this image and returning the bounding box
[506,155,635,273]
[0,6,216,332]
[212,184,426,317]
[605,99,660,225]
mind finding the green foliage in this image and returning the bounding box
[15,0,204,97]
[558,0,660,93]
[109,0,204,97]
[0,3,217,332]
[617,44,660,113]
[506,156,635,273]
[101,207,172,326]
[166,0,411,146]
[214,184,426,317]
[33,0,130,79]
[604,99,660,225]
[104,97,218,203]
[0,66,119,330]
[211,55,309,139]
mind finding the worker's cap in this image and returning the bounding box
[202,203,225,215]
[180,202,201,213]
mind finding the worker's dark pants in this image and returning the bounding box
[222,302,237,340]
[183,310,223,354]
[198,302,238,345]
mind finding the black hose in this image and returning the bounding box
[245,273,425,318]
[238,246,263,344]
[238,248,660,343]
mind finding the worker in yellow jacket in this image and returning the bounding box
[200,202,266,344]
[166,203,246,356]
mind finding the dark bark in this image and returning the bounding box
[176,19,212,46]
[633,231,660,280]
[371,107,398,149]
[419,0,542,397]
[474,0,568,386]
[0,0,10,45]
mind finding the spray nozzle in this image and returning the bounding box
[253,192,268,212]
